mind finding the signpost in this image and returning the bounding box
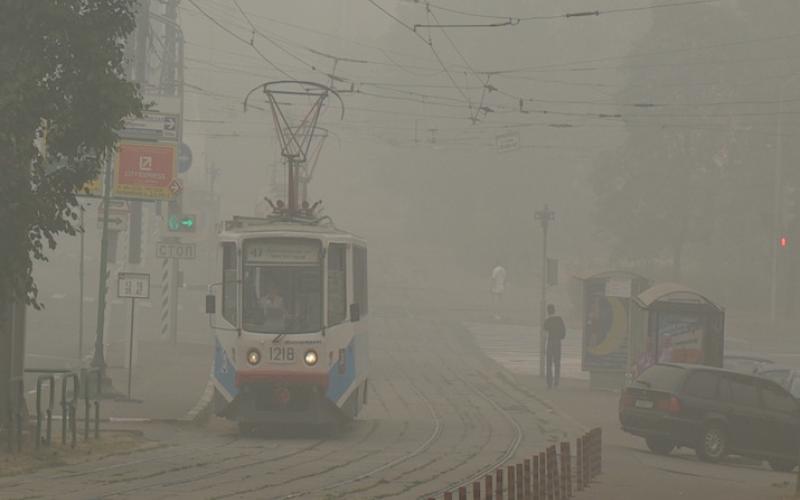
[156,241,197,260]
[117,272,150,400]
[97,200,130,232]
[119,111,179,142]
[113,141,177,201]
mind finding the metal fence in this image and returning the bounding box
[428,428,602,500]
[4,368,102,453]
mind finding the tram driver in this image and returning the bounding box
[259,282,288,330]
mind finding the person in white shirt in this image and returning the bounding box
[490,262,507,320]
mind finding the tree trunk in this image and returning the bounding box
[0,299,26,430]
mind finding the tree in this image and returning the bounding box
[0,0,143,431]
[0,0,143,307]
[590,4,779,287]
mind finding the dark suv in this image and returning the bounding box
[619,363,800,471]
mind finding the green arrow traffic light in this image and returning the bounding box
[167,214,196,232]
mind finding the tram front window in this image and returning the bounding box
[242,239,322,334]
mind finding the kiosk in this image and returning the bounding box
[579,271,652,390]
[631,283,725,379]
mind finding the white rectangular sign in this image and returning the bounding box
[156,242,197,260]
[244,240,319,264]
[118,272,150,299]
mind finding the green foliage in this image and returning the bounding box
[589,5,787,282]
[0,0,143,306]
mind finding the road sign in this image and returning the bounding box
[97,215,129,232]
[113,141,177,201]
[117,272,150,299]
[156,241,197,260]
[169,178,183,196]
[119,112,179,142]
[496,131,520,153]
[178,143,193,173]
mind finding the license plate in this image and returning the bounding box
[635,399,654,409]
[269,346,295,363]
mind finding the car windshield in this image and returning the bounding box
[242,238,322,334]
[790,376,800,399]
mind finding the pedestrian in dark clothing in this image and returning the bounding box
[543,304,566,389]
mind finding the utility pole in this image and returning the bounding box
[128,0,150,266]
[535,205,555,378]
[91,157,113,385]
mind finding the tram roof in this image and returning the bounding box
[220,216,363,241]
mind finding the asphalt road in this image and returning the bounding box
[2,286,573,500]
[7,273,800,499]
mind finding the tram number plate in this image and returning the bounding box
[269,346,295,363]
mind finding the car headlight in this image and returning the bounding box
[304,349,318,366]
[247,348,261,366]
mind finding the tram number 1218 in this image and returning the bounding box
[270,346,295,363]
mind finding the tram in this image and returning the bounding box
[205,207,368,429]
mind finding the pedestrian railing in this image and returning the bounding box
[4,368,103,453]
[428,427,602,500]
[35,374,55,449]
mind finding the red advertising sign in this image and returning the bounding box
[113,141,177,200]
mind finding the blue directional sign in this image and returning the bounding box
[178,143,193,173]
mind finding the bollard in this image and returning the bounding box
[485,474,494,500]
[445,492,453,500]
[508,465,516,500]
[583,435,591,486]
[516,463,523,500]
[532,455,540,500]
[575,437,583,491]
[597,428,603,475]
[524,459,531,500]
[459,486,467,500]
[496,468,504,500]
[35,375,55,450]
[545,446,554,500]
[550,446,561,500]
[474,481,482,500]
[560,442,571,499]
[538,451,546,500]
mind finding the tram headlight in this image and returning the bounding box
[304,349,318,366]
[246,348,261,366]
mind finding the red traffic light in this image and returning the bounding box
[780,236,789,248]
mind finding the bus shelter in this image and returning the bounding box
[579,271,652,390]
[631,283,725,379]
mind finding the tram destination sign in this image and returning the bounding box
[156,241,197,260]
[245,239,319,264]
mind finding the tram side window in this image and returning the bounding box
[328,244,347,326]
[353,246,368,317]
[222,242,238,326]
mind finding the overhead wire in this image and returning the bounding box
[185,0,296,79]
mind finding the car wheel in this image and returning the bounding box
[646,437,676,455]
[768,459,796,472]
[696,424,727,463]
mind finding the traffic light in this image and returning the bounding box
[167,213,196,232]
[780,235,789,249]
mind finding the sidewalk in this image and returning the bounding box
[24,339,213,423]
[464,321,587,380]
